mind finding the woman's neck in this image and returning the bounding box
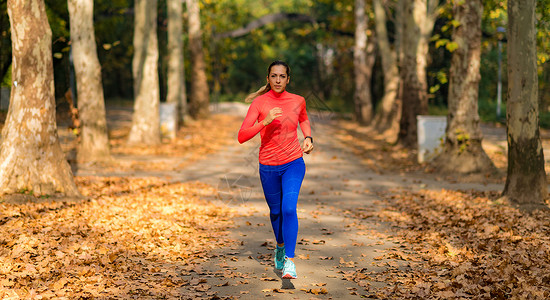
[269,89,286,97]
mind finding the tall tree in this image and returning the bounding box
[167,0,187,123]
[186,0,210,119]
[128,0,161,145]
[394,0,404,63]
[431,0,495,173]
[417,0,438,100]
[1,0,79,196]
[68,0,111,162]
[501,0,547,209]
[372,0,401,142]
[398,0,439,147]
[353,0,374,124]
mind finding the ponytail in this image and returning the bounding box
[244,83,271,103]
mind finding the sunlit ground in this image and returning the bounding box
[344,188,550,298]
[0,177,237,298]
[1,107,550,298]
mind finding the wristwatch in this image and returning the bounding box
[305,136,313,143]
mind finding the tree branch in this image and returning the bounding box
[214,12,317,39]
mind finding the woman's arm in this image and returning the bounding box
[238,103,265,144]
[238,104,283,144]
[299,119,311,137]
[298,99,313,154]
[298,98,311,137]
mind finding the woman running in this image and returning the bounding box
[238,60,313,279]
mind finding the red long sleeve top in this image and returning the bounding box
[238,90,311,166]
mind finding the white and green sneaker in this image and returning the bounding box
[274,245,285,270]
[282,257,297,279]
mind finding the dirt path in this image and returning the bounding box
[161,121,397,299]
[147,105,510,299]
[75,104,509,299]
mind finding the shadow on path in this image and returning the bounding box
[73,104,514,298]
[182,116,508,299]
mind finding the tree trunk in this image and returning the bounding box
[353,0,373,125]
[68,0,111,163]
[372,0,401,142]
[167,0,187,123]
[431,0,495,174]
[186,0,210,119]
[129,0,161,145]
[398,0,426,147]
[395,0,404,64]
[316,43,335,101]
[398,0,437,147]
[0,0,79,196]
[501,0,548,210]
[417,0,438,101]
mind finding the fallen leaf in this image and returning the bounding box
[260,277,278,281]
[312,283,327,286]
[305,288,328,295]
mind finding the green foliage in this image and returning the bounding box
[1,0,11,87]
[539,111,550,129]
[482,0,507,33]
[1,0,548,120]
[202,0,356,105]
[477,97,550,130]
[434,38,448,49]
[429,70,448,95]
[45,0,70,42]
[321,96,352,114]
[479,0,550,125]
[43,0,72,100]
[428,105,448,116]
[427,2,453,107]
[536,0,550,65]
[217,92,248,103]
[17,188,31,195]
[479,42,506,107]
[478,97,505,123]
[454,129,470,153]
[93,0,134,100]
[1,64,11,87]
[42,0,134,100]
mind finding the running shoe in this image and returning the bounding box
[274,245,285,270]
[282,257,297,279]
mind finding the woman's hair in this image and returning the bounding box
[244,60,290,103]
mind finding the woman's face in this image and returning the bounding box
[267,65,290,94]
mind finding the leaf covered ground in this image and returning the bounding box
[0,177,238,299]
[332,119,550,299]
[342,188,550,299]
[0,113,244,299]
[2,110,550,299]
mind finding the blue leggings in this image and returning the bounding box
[259,157,306,258]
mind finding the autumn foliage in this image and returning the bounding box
[2,110,550,298]
[346,186,550,299]
[0,177,236,299]
[0,113,243,299]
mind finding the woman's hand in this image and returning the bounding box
[262,107,283,126]
[303,137,313,154]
